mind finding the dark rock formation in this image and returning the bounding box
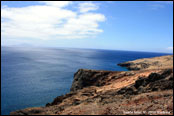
[71,69,113,92]
[117,69,173,95]
[118,62,149,70]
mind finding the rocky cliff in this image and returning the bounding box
[10,55,173,115]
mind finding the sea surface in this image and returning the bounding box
[1,47,171,115]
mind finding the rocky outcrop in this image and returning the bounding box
[118,55,173,70]
[117,69,173,95]
[10,55,173,115]
[71,69,114,92]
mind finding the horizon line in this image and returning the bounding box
[1,45,173,54]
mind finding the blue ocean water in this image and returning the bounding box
[1,47,171,115]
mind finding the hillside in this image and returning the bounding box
[11,55,173,115]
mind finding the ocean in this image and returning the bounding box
[1,47,171,115]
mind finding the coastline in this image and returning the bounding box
[10,55,173,115]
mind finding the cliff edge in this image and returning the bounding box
[10,55,173,115]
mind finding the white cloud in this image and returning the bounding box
[39,1,72,8]
[167,47,173,50]
[78,2,99,13]
[1,1,105,40]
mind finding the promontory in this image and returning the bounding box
[10,55,173,115]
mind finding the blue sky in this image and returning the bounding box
[1,1,173,53]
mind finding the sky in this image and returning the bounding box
[1,1,173,53]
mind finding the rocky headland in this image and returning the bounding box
[118,55,173,70]
[10,55,173,115]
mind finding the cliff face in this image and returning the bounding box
[10,55,173,115]
[70,69,112,92]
